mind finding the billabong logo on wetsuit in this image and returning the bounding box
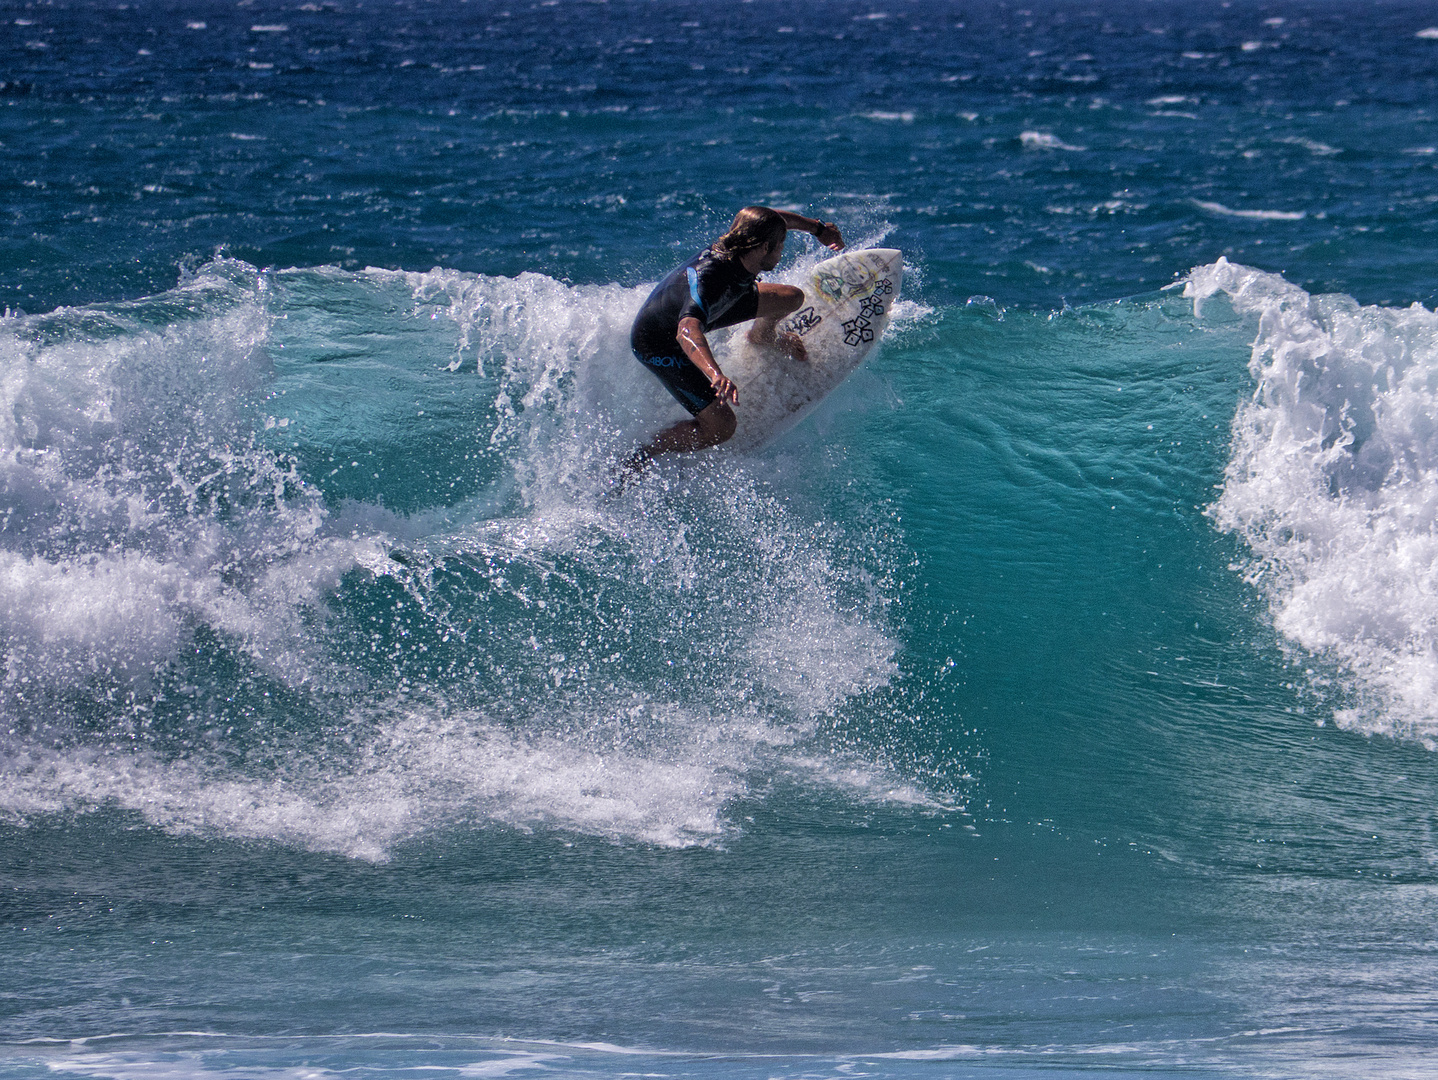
[641,354,684,368]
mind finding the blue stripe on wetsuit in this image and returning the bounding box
[686,266,708,319]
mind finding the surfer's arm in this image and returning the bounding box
[775,210,845,251]
[677,317,738,406]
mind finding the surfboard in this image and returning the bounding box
[720,248,903,452]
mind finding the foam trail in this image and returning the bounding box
[0,699,775,856]
[1187,257,1438,744]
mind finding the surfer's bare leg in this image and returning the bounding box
[626,399,737,469]
[747,283,808,361]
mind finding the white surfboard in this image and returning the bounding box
[720,248,903,452]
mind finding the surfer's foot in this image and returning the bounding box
[606,447,652,493]
[622,446,652,474]
[776,330,808,361]
[748,327,808,362]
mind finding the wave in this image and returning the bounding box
[0,258,943,857]
[1187,257,1438,745]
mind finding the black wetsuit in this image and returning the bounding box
[630,247,760,415]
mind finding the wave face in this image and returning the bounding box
[1190,259,1438,743]
[0,259,938,859]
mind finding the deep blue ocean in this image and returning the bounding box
[6,1,1438,1077]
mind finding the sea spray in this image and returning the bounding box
[0,259,935,858]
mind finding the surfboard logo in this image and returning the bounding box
[814,262,880,303]
[781,306,822,336]
[842,315,874,346]
[840,291,889,347]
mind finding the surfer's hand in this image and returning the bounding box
[776,331,808,362]
[814,221,845,251]
[710,371,739,406]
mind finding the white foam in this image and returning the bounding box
[0,257,938,855]
[1020,130,1085,152]
[1,668,934,859]
[1192,199,1306,220]
[871,1046,985,1060]
[746,593,897,717]
[1186,257,1438,744]
[43,1048,565,1080]
[0,699,756,856]
[1277,136,1342,156]
[0,549,202,689]
[0,267,393,695]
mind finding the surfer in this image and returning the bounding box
[627,206,845,464]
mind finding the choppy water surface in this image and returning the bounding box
[5,3,1438,1078]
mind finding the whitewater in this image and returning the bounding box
[1,255,938,857]
[6,2,1438,1078]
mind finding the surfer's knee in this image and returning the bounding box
[757,283,804,319]
[697,400,736,445]
[772,284,803,314]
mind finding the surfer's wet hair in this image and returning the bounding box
[714,206,788,255]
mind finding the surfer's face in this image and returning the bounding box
[758,235,785,271]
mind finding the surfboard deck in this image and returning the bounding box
[720,248,903,452]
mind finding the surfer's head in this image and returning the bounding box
[714,206,788,260]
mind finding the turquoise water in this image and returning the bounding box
[6,3,1438,1078]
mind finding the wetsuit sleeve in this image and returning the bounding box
[679,256,758,332]
[675,263,712,327]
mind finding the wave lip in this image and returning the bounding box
[1186,257,1438,745]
